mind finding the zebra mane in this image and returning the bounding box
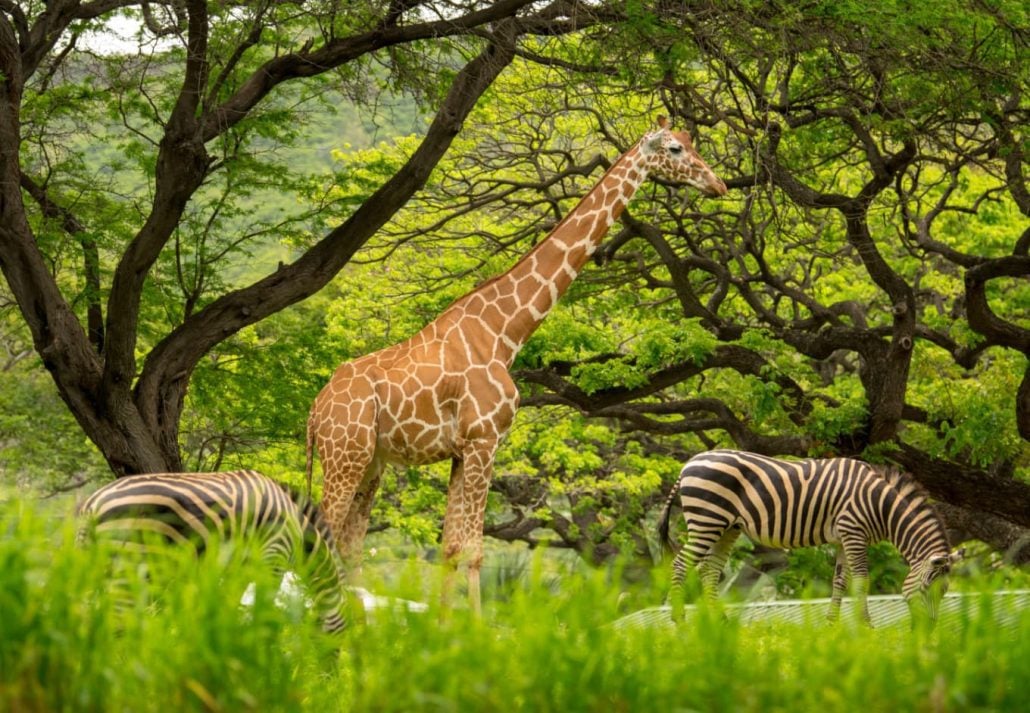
[870,464,927,504]
[276,478,312,507]
[274,479,337,547]
[869,463,949,541]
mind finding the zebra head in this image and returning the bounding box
[903,547,965,623]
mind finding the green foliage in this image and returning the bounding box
[376,464,450,546]
[772,542,910,599]
[517,305,620,370]
[3,497,1030,712]
[807,384,870,446]
[501,407,672,499]
[775,546,836,598]
[906,349,1027,467]
[0,361,107,488]
[3,1,1027,580]
[0,500,339,712]
[568,318,718,394]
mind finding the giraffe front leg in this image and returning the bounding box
[441,439,498,616]
[440,457,465,611]
[464,442,503,616]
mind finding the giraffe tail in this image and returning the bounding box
[657,478,682,558]
[305,406,316,499]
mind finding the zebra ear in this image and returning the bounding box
[950,547,966,563]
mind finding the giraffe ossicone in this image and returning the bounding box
[307,115,727,613]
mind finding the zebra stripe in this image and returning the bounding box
[658,450,962,624]
[78,470,348,632]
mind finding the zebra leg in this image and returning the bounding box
[668,543,697,623]
[667,521,727,622]
[668,545,696,623]
[697,527,741,600]
[827,548,847,622]
[840,533,872,626]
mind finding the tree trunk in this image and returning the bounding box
[894,444,1030,529]
[935,502,1030,566]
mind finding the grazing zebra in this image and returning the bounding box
[77,469,349,632]
[658,450,963,624]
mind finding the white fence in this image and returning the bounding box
[613,590,1030,630]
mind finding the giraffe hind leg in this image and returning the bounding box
[335,457,385,578]
[312,376,381,570]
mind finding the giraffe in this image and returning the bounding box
[306,116,727,612]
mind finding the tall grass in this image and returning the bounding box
[1,498,1027,712]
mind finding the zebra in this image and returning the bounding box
[77,469,349,632]
[658,450,964,624]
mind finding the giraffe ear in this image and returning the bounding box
[656,115,670,129]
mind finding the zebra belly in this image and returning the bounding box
[91,503,285,563]
[93,505,209,550]
[737,522,839,549]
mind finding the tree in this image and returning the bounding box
[0,0,619,476]
[340,0,1030,562]
[3,1,1028,573]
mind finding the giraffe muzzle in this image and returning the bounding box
[702,176,728,197]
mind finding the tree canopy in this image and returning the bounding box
[1,1,1028,569]
[0,0,620,475]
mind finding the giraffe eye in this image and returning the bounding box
[669,145,683,155]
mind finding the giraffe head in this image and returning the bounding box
[640,116,727,197]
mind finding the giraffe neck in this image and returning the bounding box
[438,143,651,366]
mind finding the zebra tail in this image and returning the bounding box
[657,479,680,557]
[74,518,95,547]
[305,406,316,499]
